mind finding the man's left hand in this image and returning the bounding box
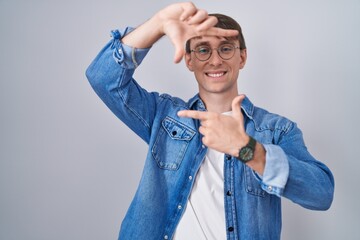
[177,95,249,157]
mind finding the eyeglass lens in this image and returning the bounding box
[193,44,237,61]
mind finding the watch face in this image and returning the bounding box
[239,147,254,162]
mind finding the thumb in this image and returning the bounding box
[173,41,185,63]
[231,94,246,120]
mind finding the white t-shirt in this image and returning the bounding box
[173,148,226,240]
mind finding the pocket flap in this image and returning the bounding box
[162,117,196,141]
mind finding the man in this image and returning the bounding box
[86,2,334,240]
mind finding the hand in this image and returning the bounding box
[177,95,248,156]
[155,2,239,63]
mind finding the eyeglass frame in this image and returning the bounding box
[189,42,241,62]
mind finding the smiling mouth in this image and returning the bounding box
[206,71,227,78]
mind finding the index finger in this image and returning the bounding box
[177,110,209,120]
[199,27,239,37]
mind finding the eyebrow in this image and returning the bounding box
[193,40,235,49]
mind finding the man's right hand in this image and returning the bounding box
[122,2,239,63]
[156,2,238,63]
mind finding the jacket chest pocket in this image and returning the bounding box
[152,117,196,170]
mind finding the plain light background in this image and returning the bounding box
[0,0,359,239]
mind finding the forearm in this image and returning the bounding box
[249,141,333,209]
[121,15,164,49]
[276,124,334,210]
[283,155,334,210]
[243,122,334,208]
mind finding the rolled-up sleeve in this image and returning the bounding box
[110,28,150,69]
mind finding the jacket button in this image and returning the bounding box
[226,155,232,160]
[228,227,234,232]
[226,190,232,196]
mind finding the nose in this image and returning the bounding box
[208,50,223,66]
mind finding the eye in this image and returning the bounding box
[196,46,210,55]
[220,44,234,53]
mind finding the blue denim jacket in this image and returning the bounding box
[86,29,334,240]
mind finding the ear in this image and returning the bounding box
[185,53,195,72]
[239,49,247,69]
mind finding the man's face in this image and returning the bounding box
[185,36,247,98]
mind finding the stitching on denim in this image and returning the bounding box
[162,116,196,137]
[116,70,151,130]
[132,47,138,69]
[247,114,293,134]
[230,160,239,239]
[159,94,189,108]
[151,117,196,171]
[244,166,266,197]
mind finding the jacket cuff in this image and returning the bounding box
[258,144,289,197]
[110,28,150,69]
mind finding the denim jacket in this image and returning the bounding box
[86,29,334,240]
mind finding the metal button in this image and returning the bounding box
[164,235,168,239]
[189,176,193,180]
[228,227,234,232]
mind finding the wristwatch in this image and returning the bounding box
[236,136,256,163]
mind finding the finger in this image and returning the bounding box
[202,136,213,148]
[231,94,246,120]
[199,125,206,135]
[201,27,239,38]
[186,9,208,25]
[199,119,208,127]
[194,15,218,32]
[177,110,208,120]
[202,136,208,147]
[173,43,185,63]
[179,2,197,21]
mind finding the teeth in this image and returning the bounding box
[207,72,225,78]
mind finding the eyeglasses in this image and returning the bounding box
[190,43,241,61]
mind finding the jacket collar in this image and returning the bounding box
[187,94,254,118]
[187,94,206,111]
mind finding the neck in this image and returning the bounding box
[199,91,238,113]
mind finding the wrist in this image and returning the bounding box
[151,13,166,38]
[121,15,164,49]
[235,135,256,163]
[229,134,250,157]
[246,142,266,175]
